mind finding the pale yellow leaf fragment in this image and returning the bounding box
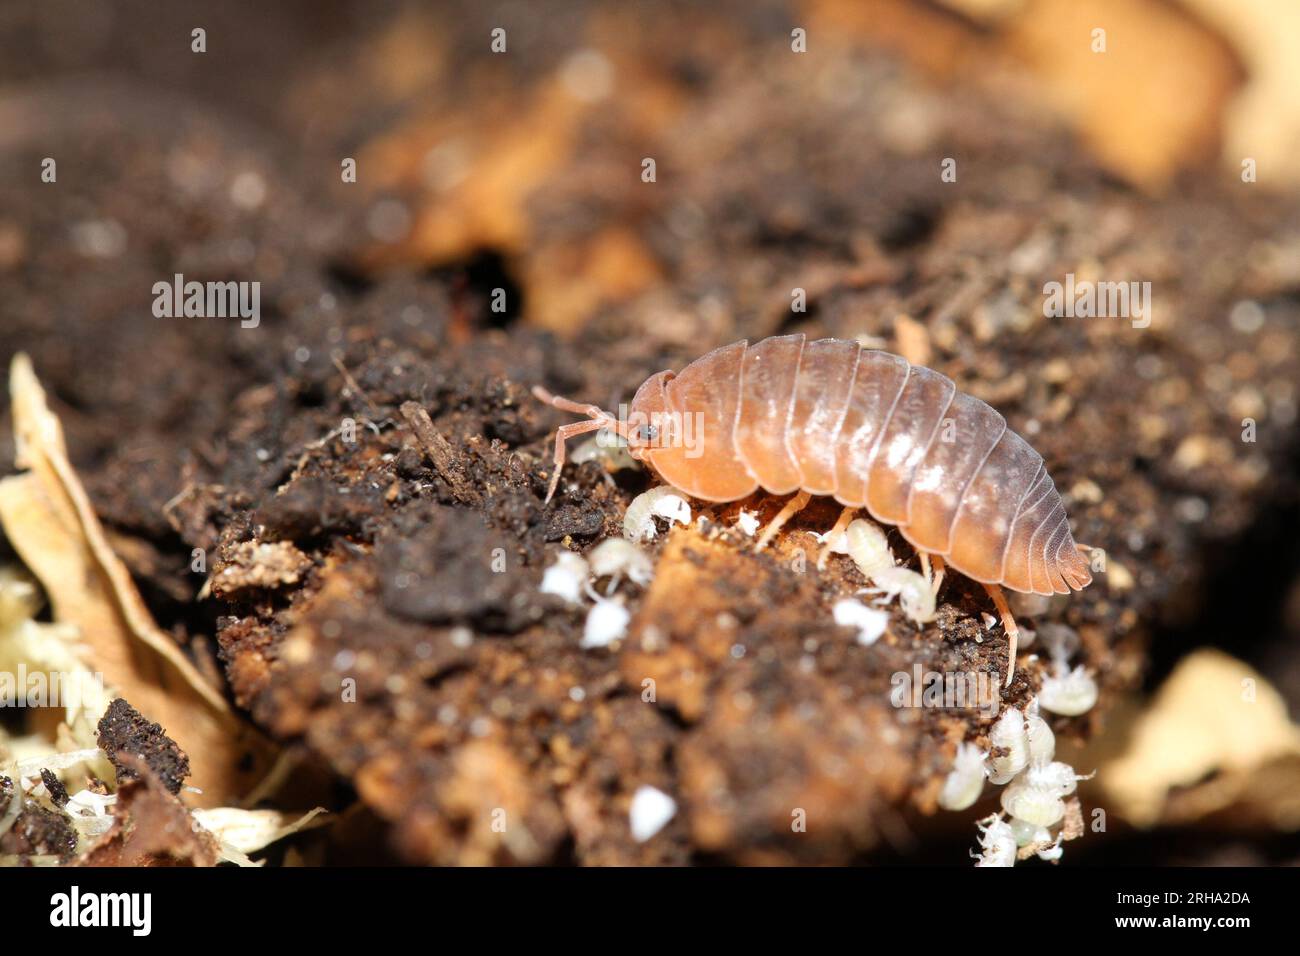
[0,354,275,807]
[1102,648,1300,828]
[193,806,328,866]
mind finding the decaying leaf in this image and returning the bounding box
[1182,0,1300,186]
[0,354,275,807]
[77,756,220,867]
[828,0,1243,191]
[3,725,326,866]
[192,806,328,867]
[1101,648,1300,828]
[0,565,112,776]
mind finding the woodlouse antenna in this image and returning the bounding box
[532,385,626,504]
[532,385,608,420]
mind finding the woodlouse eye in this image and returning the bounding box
[630,423,657,444]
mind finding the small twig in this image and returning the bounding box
[399,401,478,503]
[331,351,381,416]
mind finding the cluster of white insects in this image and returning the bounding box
[541,537,656,648]
[936,632,1099,867]
[939,700,1094,866]
[551,480,940,652]
[538,465,1100,865]
[539,484,696,647]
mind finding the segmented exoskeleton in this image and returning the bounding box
[535,334,1093,682]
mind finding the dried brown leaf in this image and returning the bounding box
[0,354,275,807]
[1101,648,1300,828]
[77,756,220,867]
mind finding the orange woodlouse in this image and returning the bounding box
[534,333,1093,682]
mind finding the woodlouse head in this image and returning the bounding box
[624,370,676,462]
[532,369,683,502]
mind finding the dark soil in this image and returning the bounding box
[96,698,192,795]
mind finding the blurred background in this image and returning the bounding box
[2,0,1300,865]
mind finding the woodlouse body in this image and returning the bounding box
[594,334,1091,597]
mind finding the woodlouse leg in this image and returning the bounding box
[544,419,607,503]
[930,554,947,597]
[532,385,624,504]
[816,506,857,570]
[983,583,1020,687]
[756,490,812,551]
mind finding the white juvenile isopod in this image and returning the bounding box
[972,814,1017,867]
[1022,759,1094,798]
[986,706,1030,784]
[582,591,631,649]
[863,566,936,626]
[1038,663,1099,716]
[844,518,894,577]
[1025,699,1056,763]
[571,427,640,473]
[587,538,655,589]
[837,517,935,626]
[540,550,589,605]
[622,485,692,541]
[1000,778,1066,828]
[937,741,988,812]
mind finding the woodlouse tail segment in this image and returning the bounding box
[531,385,621,504]
[1068,541,1097,590]
[1048,536,1094,591]
[983,583,1020,687]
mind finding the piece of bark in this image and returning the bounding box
[400,400,480,503]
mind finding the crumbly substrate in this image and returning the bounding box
[1,1,1298,864]
[96,698,192,796]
